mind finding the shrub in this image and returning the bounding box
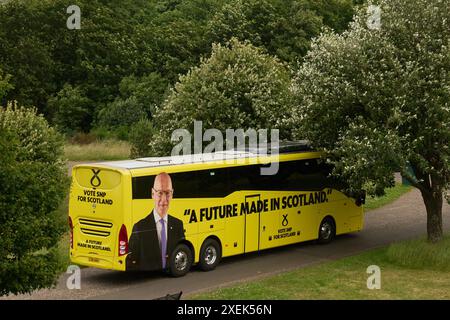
[129,118,156,158]
[0,102,68,296]
[47,84,93,135]
[97,96,147,129]
[146,38,293,156]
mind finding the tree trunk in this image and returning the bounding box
[420,189,443,243]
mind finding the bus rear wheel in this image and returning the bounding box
[318,217,335,244]
[169,243,193,277]
[199,238,221,271]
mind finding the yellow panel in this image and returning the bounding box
[74,167,121,190]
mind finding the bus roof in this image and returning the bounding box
[85,141,320,171]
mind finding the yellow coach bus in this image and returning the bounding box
[68,142,365,276]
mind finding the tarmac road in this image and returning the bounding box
[3,187,449,300]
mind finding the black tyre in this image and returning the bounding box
[318,217,336,244]
[169,243,193,277]
[199,238,221,271]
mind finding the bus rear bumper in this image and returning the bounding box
[70,253,126,271]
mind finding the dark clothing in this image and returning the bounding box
[126,211,185,271]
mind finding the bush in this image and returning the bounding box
[0,68,13,102]
[97,96,147,129]
[0,103,68,296]
[146,38,294,156]
[47,84,93,135]
[89,125,133,142]
[129,118,156,158]
[117,73,170,117]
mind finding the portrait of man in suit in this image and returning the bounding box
[126,172,185,271]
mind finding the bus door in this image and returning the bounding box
[244,194,260,253]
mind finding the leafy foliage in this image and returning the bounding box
[47,84,93,135]
[289,0,449,241]
[0,69,13,102]
[0,103,68,295]
[135,39,293,157]
[129,118,157,158]
[0,0,159,127]
[208,0,354,64]
[0,0,356,135]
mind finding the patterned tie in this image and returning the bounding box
[160,219,167,269]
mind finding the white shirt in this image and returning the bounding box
[153,209,168,248]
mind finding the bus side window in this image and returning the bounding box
[245,162,291,191]
[196,168,230,198]
[292,159,327,190]
[132,176,154,199]
[297,159,320,175]
[229,165,257,191]
[171,171,198,198]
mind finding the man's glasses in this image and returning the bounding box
[152,188,174,198]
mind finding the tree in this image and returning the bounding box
[0,103,67,296]
[98,72,170,128]
[289,0,449,242]
[47,84,93,135]
[129,118,157,158]
[207,0,355,64]
[0,0,160,129]
[141,0,224,84]
[0,69,13,103]
[134,38,293,157]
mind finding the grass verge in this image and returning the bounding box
[364,183,412,211]
[64,139,131,161]
[189,234,450,300]
[386,235,450,271]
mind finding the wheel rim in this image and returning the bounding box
[204,246,217,265]
[320,222,332,240]
[175,251,188,271]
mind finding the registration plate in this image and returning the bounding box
[88,257,100,263]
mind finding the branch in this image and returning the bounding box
[400,168,430,195]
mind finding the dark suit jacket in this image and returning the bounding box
[126,210,185,271]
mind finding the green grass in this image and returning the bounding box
[188,234,450,300]
[64,139,131,161]
[386,234,450,271]
[364,184,412,211]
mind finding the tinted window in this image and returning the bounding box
[171,171,198,198]
[132,172,199,199]
[132,176,154,199]
[195,168,230,198]
[132,158,335,199]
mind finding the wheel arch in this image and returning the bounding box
[202,235,222,251]
[321,215,336,229]
[179,239,195,263]
[318,215,337,243]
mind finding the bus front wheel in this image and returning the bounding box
[169,243,193,277]
[199,238,222,271]
[318,217,335,244]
